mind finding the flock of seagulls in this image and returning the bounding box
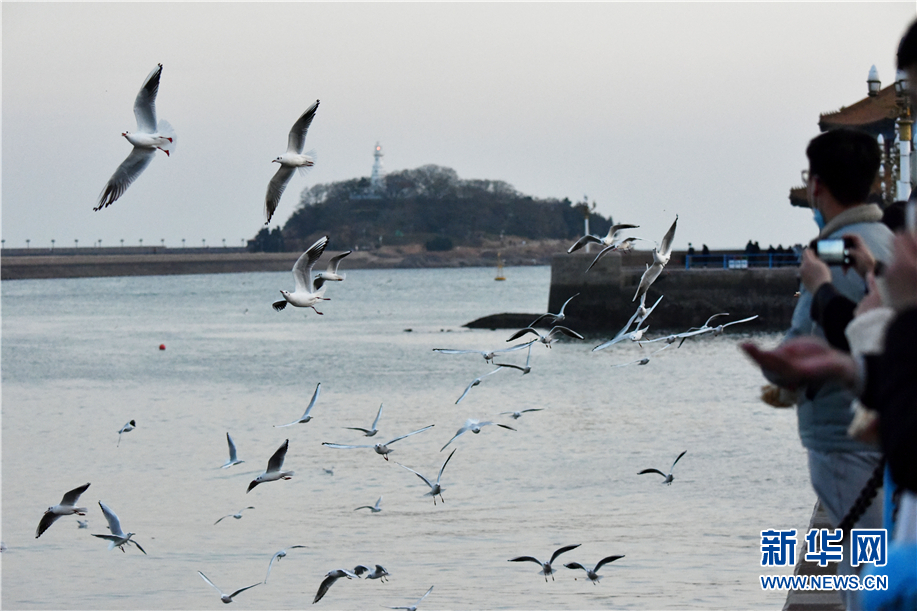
[26,62,767,607]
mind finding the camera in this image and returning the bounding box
[811,237,852,266]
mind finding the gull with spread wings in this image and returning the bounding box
[323,425,434,461]
[265,100,319,224]
[273,236,330,314]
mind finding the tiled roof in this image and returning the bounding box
[819,85,901,131]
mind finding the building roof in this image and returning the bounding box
[818,84,900,135]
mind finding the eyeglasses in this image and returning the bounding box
[801,169,810,185]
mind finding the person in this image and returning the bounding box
[758,128,894,610]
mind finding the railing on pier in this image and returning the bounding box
[685,253,800,270]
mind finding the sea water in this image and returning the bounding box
[2,266,812,609]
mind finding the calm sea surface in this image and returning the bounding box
[2,266,813,610]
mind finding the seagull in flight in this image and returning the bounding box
[638,450,687,485]
[585,236,647,273]
[506,325,584,347]
[592,322,650,352]
[568,223,639,254]
[499,408,544,420]
[36,482,90,538]
[441,419,515,451]
[273,236,330,314]
[274,382,321,427]
[323,425,434,461]
[221,432,244,469]
[265,99,319,224]
[386,585,433,611]
[92,501,146,554]
[565,555,625,583]
[528,293,579,328]
[633,215,678,303]
[354,564,390,581]
[77,520,89,529]
[343,403,384,437]
[313,251,352,290]
[354,496,383,513]
[214,507,255,525]
[672,314,759,347]
[96,64,176,211]
[312,568,358,604]
[493,341,534,375]
[396,449,456,505]
[198,571,260,604]
[610,344,672,368]
[608,294,664,345]
[433,340,535,363]
[247,439,294,493]
[117,419,136,447]
[509,544,581,581]
[455,367,506,404]
[264,546,308,583]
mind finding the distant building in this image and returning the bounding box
[350,143,386,200]
[789,66,915,208]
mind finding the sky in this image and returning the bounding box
[3,2,916,251]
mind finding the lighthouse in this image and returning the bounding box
[370,142,385,190]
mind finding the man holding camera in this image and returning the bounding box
[766,128,894,608]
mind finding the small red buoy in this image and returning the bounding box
[159,344,166,351]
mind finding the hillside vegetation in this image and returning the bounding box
[251,165,613,252]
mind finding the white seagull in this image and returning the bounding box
[221,432,244,469]
[273,236,330,314]
[36,482,90,538]
[564,555,625,583]
[92,501,146,554]
[343,403,384,437]
[198,571,260,604]
[396,449,456,505]
[354,496,383,513]
[117,419,136,447]
[313,251,352,290]
[322,425,434,461]
[568,223,639,254]
[638,450,687,485]
[214,506,255,525]
[433,340,534,363]
[247,439,294,493]
[274,382,321,427]
[633,215,678,303]
[264,545,308,583]
[672,314,759,347]
[455,367,506,404]
[386,585,433,611]
[96,64,175,210]
[610,344,672,368]
[493,342,534,375]
[509,544,581,581]
[528,293,580,328]
[313,568,358,604]
[440,419,515,451]
[354,564,390,581]
[507,325,584,347]
[592,322,650,352]
[265,99,319,224]
[498,408,544,420]
[609,294,664,344]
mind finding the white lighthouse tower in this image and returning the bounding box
[370,142,385,190]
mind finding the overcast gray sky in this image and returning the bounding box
[3,2,915,251]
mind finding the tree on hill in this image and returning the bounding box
[273,164,614,252]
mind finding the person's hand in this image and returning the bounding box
[840,233,876,279]
[740,336,858,387]
[883,231,917,312]
[799,248,832,294]
[854,272,884,316]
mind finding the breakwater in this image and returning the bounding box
[466,251,799,332]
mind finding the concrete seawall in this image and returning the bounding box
[546,252,798,331]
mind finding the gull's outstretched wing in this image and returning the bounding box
[96,147,156,210]
[133,64,162,134]
[385,425,434,446]
[60,482,91,506]
[567,234,601,253]
[670,450,687,471]
[228,583,260,599]
[198,571,224,596]
[286,100,319,155]
[638,468,666,477]
[322,443,373,450]
[437,448,456,484]
[265,165,295,224]
[266,439,289,473]
[550,544,582,564]
[396,462,434,490]
[658,215,678,258]
[98,501,124,537]
[291,236,328,294]
[594,555,625,572]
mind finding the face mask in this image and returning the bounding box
[812,208,826,231]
